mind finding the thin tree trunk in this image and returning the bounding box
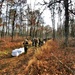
[51,6,55,40]
[11,11,16,41]
[1,23,5,38]
[6,2,8,36]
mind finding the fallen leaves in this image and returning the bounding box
[0,38,75,75]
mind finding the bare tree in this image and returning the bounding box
[9,9,16,40]
[6,1,9,36]
[64,0,69,46]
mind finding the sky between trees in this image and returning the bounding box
[1,0,75,30]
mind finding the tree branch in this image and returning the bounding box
[48,0,62,8]
[69,9,75,15]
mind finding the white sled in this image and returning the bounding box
[11,48,25,56]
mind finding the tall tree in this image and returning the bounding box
[48,0,56,40]
[10,9,16,40]
[0,0,5,22]
[64,0,69,46]
[6,1,9,36]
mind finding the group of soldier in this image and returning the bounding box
[32,38,46,47]
[23,37,49,54]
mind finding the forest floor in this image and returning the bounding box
[0,37,75,75]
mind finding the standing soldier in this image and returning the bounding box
[34,38,38,47]
[32,38,35,46]
[23,39,28,54]
[39,38,43,46]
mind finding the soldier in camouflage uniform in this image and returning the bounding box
[23,39,28,54]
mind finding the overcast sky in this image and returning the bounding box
[27,0,53,27]
[27,0,75,29]
[1,0,53,29]
[1,0,75,29]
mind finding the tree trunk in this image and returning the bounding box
[1,23,5,38]
[6,2,8,36]
[11,11,16,41]
[64,0,69,47]
[51,6,55,40]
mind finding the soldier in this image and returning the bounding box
[32,38,35,46]
[23,39,28,54]
[39,38,43,46]
[34,38,39,47]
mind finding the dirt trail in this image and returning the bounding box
[0,47,36,75]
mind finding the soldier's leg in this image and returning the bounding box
[25,47,28,54]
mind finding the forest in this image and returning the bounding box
[0,0,75,75]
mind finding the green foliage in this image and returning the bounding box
[0,50,9,56]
